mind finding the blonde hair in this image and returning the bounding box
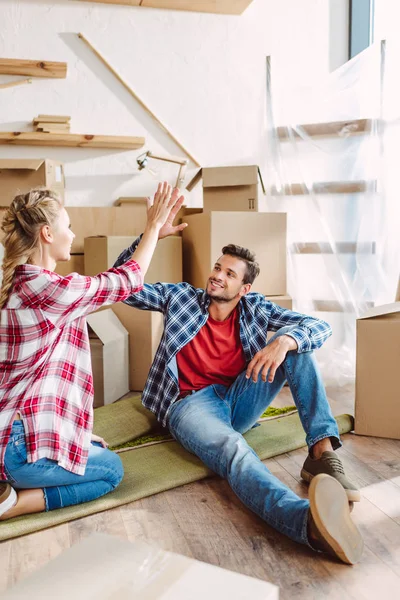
[0,189,62,309]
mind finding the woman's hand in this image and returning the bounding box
[91,434,109,448]
[158,188,187,239]
[146,182,180,231]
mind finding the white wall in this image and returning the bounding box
[0,0,342,207]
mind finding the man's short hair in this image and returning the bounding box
[221,244,260,285]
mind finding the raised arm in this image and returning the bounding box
[33,183,182,326]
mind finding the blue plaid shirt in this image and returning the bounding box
[114,238,332,427]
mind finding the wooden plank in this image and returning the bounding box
[78,0,141,4]
[6,524,70,592]
[312,300,374,312]
[0,58,67,79]
[292,242,376,254]
[141,0,253,14]
[78,33,200,166]
[277,118,373,140]
[0,132,145,149]
[271,181,375,195]
[76,0,253,14]
[0,78,32,90]
[120,493,194,556]
[33,115,71,124]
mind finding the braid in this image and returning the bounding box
[0,189,61,310]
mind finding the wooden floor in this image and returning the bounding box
[1,384,400,599]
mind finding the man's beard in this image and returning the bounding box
[208,281,240,303]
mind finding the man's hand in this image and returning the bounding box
[245,335,298,383]
[156,187,188,239]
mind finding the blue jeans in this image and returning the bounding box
[168,327,340,546]
[2,421,124,511]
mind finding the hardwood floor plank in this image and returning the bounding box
[68,507,127,546]
[164,479,270,581]
[5,523,70,592]
[120,493,193,556]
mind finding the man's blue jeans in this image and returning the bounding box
[2,421,124,511]
[168,327,340,546]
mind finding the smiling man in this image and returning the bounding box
[113,211,363,565]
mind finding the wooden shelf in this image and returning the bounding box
[313,300,374,313]
[271,181,376,195]
[276,118,373,140]
[0,58,67,79]
[292,242,376,254]
[76,0,253,15]
[0,132,145,150]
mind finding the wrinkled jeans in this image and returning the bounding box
[168,327,340,546]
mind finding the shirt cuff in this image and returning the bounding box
[283,329,312,353]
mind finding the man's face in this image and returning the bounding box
[206,254,249,303]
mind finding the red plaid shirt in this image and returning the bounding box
[0,260,143,479]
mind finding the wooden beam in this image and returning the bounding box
[277,118,373,140]
[292,242,376,254]
[0,132,145,149]
[78,33,200,166]
[75,0,253,14]
[271,181,376,195]
[313,300,374,312]
[141,0,253,14]
[0,78,32,90]
[0,58,67,79]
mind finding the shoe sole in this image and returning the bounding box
[0,486,17,518]
[309,474,364,565]
[301,468,361,503]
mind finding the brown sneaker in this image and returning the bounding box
[0,483,17,518]
[301,451,361,502]
[308,474,364,565]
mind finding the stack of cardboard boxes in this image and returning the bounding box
[183,166,291,309]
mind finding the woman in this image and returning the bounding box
[0,182,184,519]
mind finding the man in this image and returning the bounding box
[113,194,363,564]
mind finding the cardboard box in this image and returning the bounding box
[186,165,266,212]
[84,235,182,284]
[84,235,182,391]
[182,212,287,295]
[355,302,400,440]
[0,159,65,207]
[66,207,145,253]
[113,305,164,391]
[2,533,279,600]
[114,197,202,234]
[87,310,129,407]
[54,255,84,277]
[396,277,400,302]
[267,295,293,311]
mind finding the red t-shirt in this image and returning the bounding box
[177,308,246,395]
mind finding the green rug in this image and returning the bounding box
[0,394,354,542]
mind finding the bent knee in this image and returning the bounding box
[105,451,124,489]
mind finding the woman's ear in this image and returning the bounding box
[40,224,53,244]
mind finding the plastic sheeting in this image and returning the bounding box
[265,41,400,384]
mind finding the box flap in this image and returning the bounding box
[203,166,259,188]
[0,159,45,171]
[186,169,203,191]
[358,302,400,320]
[186,166,262,191]
[396,277,400,302]
[87,310,128,345]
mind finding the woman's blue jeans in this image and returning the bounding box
[167,327,340,547]
[2,421,124,511]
